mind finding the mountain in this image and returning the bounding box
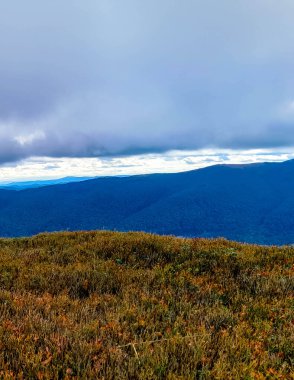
[0,176,95,190]
[0,159,294,244]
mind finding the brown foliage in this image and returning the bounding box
[0,231,293,379]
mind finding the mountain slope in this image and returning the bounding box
[0,160,293,244]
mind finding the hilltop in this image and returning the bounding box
[0,159,294,244]
[0,231,293,379]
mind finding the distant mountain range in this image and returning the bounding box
[0,159,293,244]
[0,176,94,190]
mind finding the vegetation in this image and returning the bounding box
[0,230,293,379]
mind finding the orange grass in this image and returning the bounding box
[0,231,293,379]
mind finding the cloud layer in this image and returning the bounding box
[1,150,294,183]
[1,0,294,164]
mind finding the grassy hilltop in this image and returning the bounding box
[0,231,293,379]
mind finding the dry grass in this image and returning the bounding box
[0,231,293,379]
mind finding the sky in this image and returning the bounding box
[0,0,294,181]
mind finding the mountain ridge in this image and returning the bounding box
[0,159,293,244]
[0,176,96,190]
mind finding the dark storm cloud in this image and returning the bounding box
[1,0,294,164]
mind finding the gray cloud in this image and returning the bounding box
[1,0,294,164]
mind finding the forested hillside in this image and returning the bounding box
[0,231,293,378]
[0,159,294,244]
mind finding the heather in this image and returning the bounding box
[0,231,293,379]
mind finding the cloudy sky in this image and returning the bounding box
[1,0,294,181]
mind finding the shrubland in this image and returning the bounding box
[0,231,293,379]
